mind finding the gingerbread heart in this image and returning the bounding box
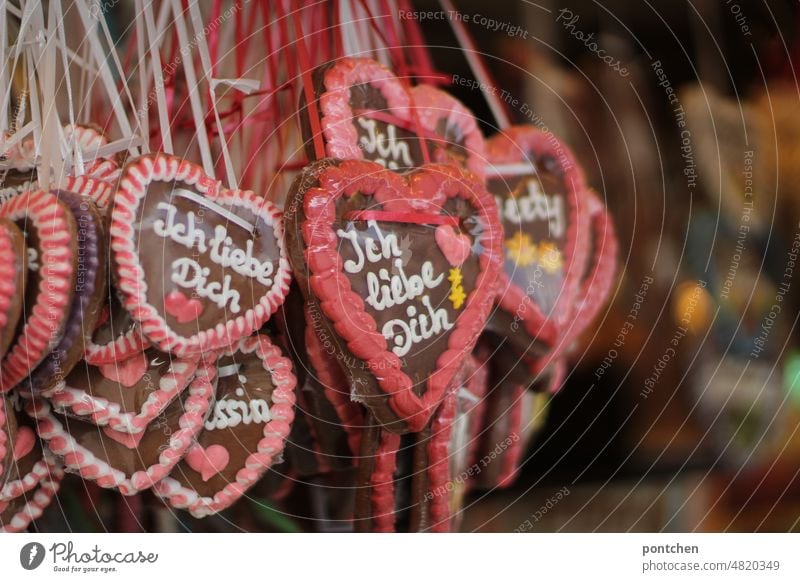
[0,219,26,359]
[300,57,427,170]
[0,190,79,391]
[43,348,199,434]
[26,192,107,393]
[111,154,292,355]
[284,159,502,433]
[485,125,591,359]
[30,355,217,495]
[410,84,486,179]
[155,334,297,517]
[0,452,64,533]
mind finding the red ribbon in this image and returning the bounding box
[344,210,459,226]
[352,108,441,142]
[292,2,326,161]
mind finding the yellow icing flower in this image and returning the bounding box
[538,241,563,273]
[505,232,538,267]
[448,268,466,310]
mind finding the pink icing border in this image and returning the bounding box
[566,191,618,348]
[0,190,76,391]
[304,305,363,457]
[302,160,501,432]
[0,222,20,357]
[531,189,619,380]
[0,453,64,532]
[29,356,217,496]
[410,84,486,180]
[486,125,591,349]
[111,154,292,356]
[317,57,413,160]
[0,452,50,502]
[0,223,22,482]
[496,384,526,488]
[426,390,457,532]
[65,174,115,210]
[83,320,150,366]
[368,429,401,533]
[154,334,297,517]
[43,354,199,434]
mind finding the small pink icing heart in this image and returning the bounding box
[12,426,35,460]
[435,225,471,267]
[99,352,148,387]
[185,444,230,482]
[102,426,145,449]
[164,291,204,324]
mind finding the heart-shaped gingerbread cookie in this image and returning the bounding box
[30,355,217,495]
[285,159,502,433]
[0,190,79,391]
[485,125,590,359]
[300,57,427,170]
[43,348,199,434]
[111,154,292,355]
[155,333,297,517]
[26,192,107,393]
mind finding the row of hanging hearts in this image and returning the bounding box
[0,56,617,532]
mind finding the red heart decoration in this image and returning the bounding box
[285,159,502,433]
[186,444,230,482]
[12,426,35,461]
[99,352,148,387]
[164,291,204,324]
[435,224,471,267]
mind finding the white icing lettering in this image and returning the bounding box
[337,220,402,274]
[496,180,564,237]
[357,118,413,170]
[152,201,276,312]
[365,259,443,310]
[204,388,271,430]
[171,257,240,312]
[382,295,453,357]
[153,202,207,252]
